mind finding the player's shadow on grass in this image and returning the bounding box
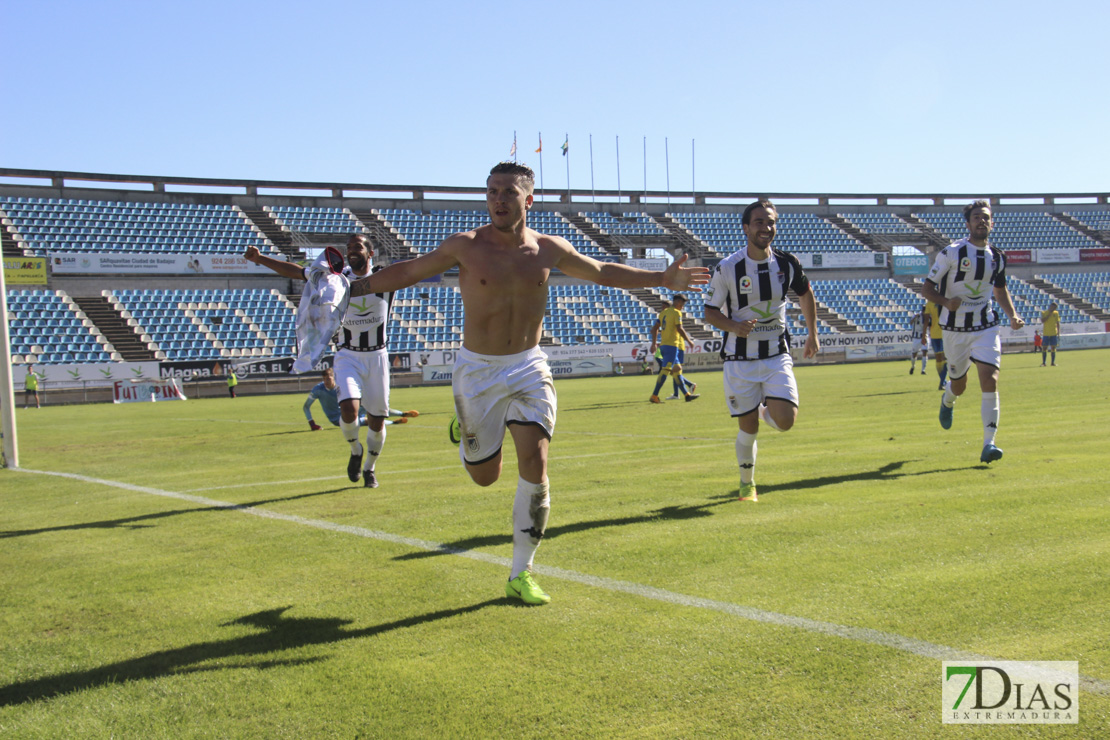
[562,400,658,413]
[392,499,731,562]
[0,600,504,708]
[0,489,346,540]
[744,460,982,497]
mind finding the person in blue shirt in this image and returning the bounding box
[305,368,418,431]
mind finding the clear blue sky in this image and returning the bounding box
[3,0,1108,196]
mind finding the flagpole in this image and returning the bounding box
[537,132,544,204]
[642,136,647,203]
[616,135,622,204]
[665,136,671,206]
[692,138,696,204]
[589,134,595,205]
[511,131,517,163]
[564,132,570,206]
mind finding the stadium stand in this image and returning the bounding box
[667,211,866,254]
[1,197,275,256]
[836,213,918,235]
[582,212,668,238]
[811,279,924,334]
[376,208,609,260]
[8,289,118,364]
[1037,271,1110,317]
[390,286,464,352]
[266,206,367,235]
[914,210,1101,251]
[108,289,298,362]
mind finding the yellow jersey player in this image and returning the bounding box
[923,299,947,389]
[649,294,700,403]
[1040,302,1060,366]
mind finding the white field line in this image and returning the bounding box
[13,466,1109,697]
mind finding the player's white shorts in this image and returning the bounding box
[334,348,390,417]
[453,346,556,465]
[722,353,799,417]
[942,327,1001,379]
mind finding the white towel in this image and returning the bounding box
[292,247,350,374]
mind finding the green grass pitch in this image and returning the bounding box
[2,349,1107,738]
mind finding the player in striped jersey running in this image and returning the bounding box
[703,200,820,502]
[921,200,1024,464]
[246,233,396,488]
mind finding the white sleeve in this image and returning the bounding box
[704,262,730,311]
[925,247,953,287]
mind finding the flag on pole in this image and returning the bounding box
[509,132,517,160]
[561,136,569,156]
[535,134,543,153]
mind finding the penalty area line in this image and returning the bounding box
[12,466,1109,697]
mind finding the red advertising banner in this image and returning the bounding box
[1080,248,1110,262]
[1004,250,1032,264]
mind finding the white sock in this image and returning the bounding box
[758,404,784,432]
[736,431,757,484]
[920,358,927,373]
[982,392,999,446]
[339,418,362,455]
[942,382,957,408]
[364,426,386,471]
[510,477,550,580]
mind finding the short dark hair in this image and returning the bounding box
[671,293,687,304]
[963,199,991,222]
[489,161,535,191]
[742,199,777,226]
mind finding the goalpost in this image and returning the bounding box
[0,257,19,468]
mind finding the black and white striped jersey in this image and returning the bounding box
[704,248,811,361]
[924,238,1007,333]
[340,265,394,351]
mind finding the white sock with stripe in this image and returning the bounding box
[982,392,999,446]
[736,431,757,484]
[511,477,549,580]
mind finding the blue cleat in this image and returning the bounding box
[939,400,954,430]
[980,444,1004,464]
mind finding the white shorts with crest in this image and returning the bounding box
[722,353,799,417]
[452,346,557,465]
[942,327,1001,380]
[334,347,390,417]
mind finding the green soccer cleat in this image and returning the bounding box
[979,444,1004,464]
[448,415,461,444]
[939,399,954,430]
[739,482,758,502]
[506,570,550,605]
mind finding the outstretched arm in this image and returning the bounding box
[557,248,710,292]
[244,245,306,280]
[349,244,460,297]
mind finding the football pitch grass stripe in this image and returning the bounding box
[15,465,1109,697]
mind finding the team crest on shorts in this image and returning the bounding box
[466,434,480,454]
[738,276,753,294]
[728,395,739,409]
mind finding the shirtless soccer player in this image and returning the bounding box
[346,162,709,605]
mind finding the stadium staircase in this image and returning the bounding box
[1024,277,1110,321]
[351,210,418,264]
[627,288,717,342]
[564,214,626,260]
[900,215,952,250]
[72,295,157,361]
[651,215,716,260]
[1054,213,1110,247]
[813,302,858,332]
[241,208,301,260]
[826,215,884,253]
[0,212,24,258]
